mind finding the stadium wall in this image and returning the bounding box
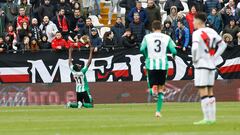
[0,80,239,106]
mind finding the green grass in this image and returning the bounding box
[0,102,239,135]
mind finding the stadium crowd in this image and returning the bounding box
[0,0,239,53]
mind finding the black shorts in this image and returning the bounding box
[77,91,91,103]
[148,70,167,88]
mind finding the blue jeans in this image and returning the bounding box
[91,0,100,16]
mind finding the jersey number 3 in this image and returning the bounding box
[154,39,161,52]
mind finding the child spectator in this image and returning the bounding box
[19,36,30,51]
[29,37,40,52]
[51,31,69,50]
[39,34,51,49]
[162,20,174,40]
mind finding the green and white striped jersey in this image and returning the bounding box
[140,32,177,70]
[70,66,89,93]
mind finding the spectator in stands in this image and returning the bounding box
[129,12,145,46]
[237,32,240,45]
[186,5,197,35]
[30,0,41,20]
[187,0,204,12]
[226,0,237,16]
[70,34,91,48]
[162,20,174,40]
[18,36,30,51]
[108,0,121,25]
[39,34,51,49]
[207,8,222,33]
[5,24,17,47]
[29,37,40,52]
[70,9,85,35]
[119,0,137,27]
[17,21,30,43]
[171,12,189,31]
[166,6,178,29]
[111,17,125,47]
[19,0,31,16]
[128,1,148,25]
[0,37,8,53]
[204,0,221,15]
[145,0,161,34]
[223,17,240,44]
[57,0,72,19]
[30,18,42,42]
[223,33,235,48]
[102,31,114,51]
[52,8,70,40]
[39,16,58,42]
[164,0,184,15]
[51,31,69,50]
[2,0,18,24]
[71,1,81,11]
[14,7,30,30]
[0,8,8,37]
[4,34,15,52]
[91,0,101,18]
[175,20,190,52]
[221,5,236,27]
[79,17,94,36]
[121,28,136,48]
[38,0,55,23]
[90,27,102,52]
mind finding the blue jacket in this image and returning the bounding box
[128,7,148,24]
[175,27,190,48]
[111,22,125,45]
[90,33,102,48]
[207,14,222,33]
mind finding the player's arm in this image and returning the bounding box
[86,47,94,68]
[68,47,73,67]
[140,37,147,58]
[191,41,199,63]
[214,40,227,59]
[167,38,177,58]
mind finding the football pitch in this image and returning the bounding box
[0,102,239,135]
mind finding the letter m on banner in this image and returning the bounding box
[28,59,71,83]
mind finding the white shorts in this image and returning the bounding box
[194,69,216,87]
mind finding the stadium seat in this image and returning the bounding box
[99,27,111,39]
[88,15,104,27]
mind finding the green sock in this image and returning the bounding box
[69,102,78,108]
[156,92,164,112]
[83,103,93,108]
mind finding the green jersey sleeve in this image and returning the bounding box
[167,39,177,57]
[81,66,88,74]
[140,37,148,58]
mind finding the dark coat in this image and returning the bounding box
[145,5,161,31]
[164,0,184,15]
[129,21,145,45]
[111,22,125,46]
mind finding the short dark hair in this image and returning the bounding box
[152,20,162,30]
[73,64,81,72]
[195,12,207,22]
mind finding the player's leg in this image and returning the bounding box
[194,69,210,125]
[150,70,167,118]
[207,70,216,123]
[82,91,93,108]
[67,92,83,108]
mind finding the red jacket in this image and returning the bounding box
[17,15,29,28]
[68,40,89,48]
[51,38,69,49]
[186,12,195,34]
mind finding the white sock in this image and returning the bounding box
[201,97,210,121]
[209,97,216,121]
